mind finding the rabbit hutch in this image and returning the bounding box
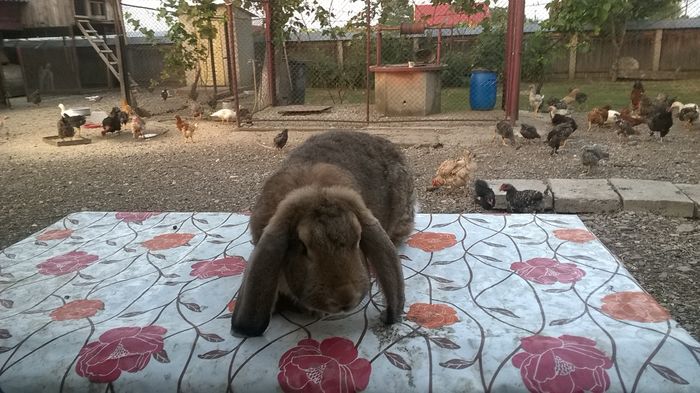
[0,0,128,100]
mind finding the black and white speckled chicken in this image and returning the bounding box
[581,145,609,173]
[494,120,515,146]
[57,115,76,140]
[499,183,547,213]
[615,118,639,140]
[519,123,540,140]
[671,101,698,130]
[474,179,495,210]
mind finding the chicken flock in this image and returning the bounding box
[429,80,698,214]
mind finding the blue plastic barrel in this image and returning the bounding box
[469,70,498,111]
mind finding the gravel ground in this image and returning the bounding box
[1,92,698,339]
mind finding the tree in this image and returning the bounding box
[378,0,414,25]
[545,0,682,81]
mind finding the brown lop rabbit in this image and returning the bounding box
[231,130,416,337]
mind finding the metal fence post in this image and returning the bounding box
[365,0,371,124]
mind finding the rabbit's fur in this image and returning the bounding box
[231,130,415,337]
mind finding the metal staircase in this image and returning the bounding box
[75,18,121,80]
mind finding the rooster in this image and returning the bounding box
[474,179,495,210]
[430,151,477,190]
[494,120,515,146]
[581,145,609,173]
[630,81,645,114]
[671,101,698,130]
[528,84,544,113]
[499,183,547,213]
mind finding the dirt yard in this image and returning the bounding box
[1,91,698,339]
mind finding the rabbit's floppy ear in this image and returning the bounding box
[231,191,306,337]
[352,209,405,325]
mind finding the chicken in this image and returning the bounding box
[274,129,288,149]
[190,100,203,119]
[430,151,477,190]
[618,108,645,127]
[499,183,547,213]
[28,89,41,106]
[101,107,122,136]
[615,118,639,140]
[494,120,515,146]
[630,81,645,114]
[561,88,586,107]
[547,123,575,154]
[85,95,103,102]
[161,89,169,101]
[57,115,76,140]
[238,107,253,125]
[581,145,609,173]
[547,97,567,110]
[474,179,495,210]
[528,84,544,113]
[647,99,674,142]
[131,115,145,139]
[210,109,236,123]
[587,106,609,131]
[549,105,571,124]
[671,101,698,130]
[58,103,86,138]
[519,123,540,140]
[183,123,197,143]
[175,115,188,133]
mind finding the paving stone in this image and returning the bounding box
[676,183,700,218]
[485,179,553,211]
[548,178,621,213]
[609,178,695,217]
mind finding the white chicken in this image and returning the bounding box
[210,108,236,123]
[671,101,699,130]
[430,150,477,190]
[528,84,544,113]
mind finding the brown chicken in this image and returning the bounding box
[561,88,586,107]
[586,105,611,131]
[630,81,645,114]
[618,108,645,127]
[131,115,145,139]
[430,151,477,190]
[175,115,188,133]
[183,123,197,143]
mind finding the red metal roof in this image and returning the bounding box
[414,3,489,27]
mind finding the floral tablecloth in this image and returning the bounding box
[0,212,698,393]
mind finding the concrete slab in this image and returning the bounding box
[609,178,695,217]
[485,179,553,211]
[549,179,622,213]
[676,183,700,218]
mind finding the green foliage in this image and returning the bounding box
[124,0,219,85]
[440,52,470,87]
[468,7,506,75]
[378,0,414,25]
[521,31,561,84]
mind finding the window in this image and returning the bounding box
[88,0,107,18]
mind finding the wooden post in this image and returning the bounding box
[0,34,7,108]
[208,36,217,95]
[263,0,276,106]
[336,40,344,70]
[568,34,578,81]
[652,29,663,72]
[110,0,132,105]
[504,0,525,122]
[365,0,371,123]
[225,2,241,127]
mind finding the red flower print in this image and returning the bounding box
[406,232,457,252]
[115,212,160,223]
[190,256,246,278]
[510,258,586,285]
[278,337,371,393]
[142,233,194,251]
[601,291,670,323]
[227,299,237,312]
[406,303,459,329]
[50,299,104,321]
[76,325,167,383]
[512,334,612,393]
[553,228,597,243]
[37,251,99,276]
[36,229,73,241]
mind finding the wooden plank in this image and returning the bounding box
[43,136,92,146]
[277,105,332,115]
